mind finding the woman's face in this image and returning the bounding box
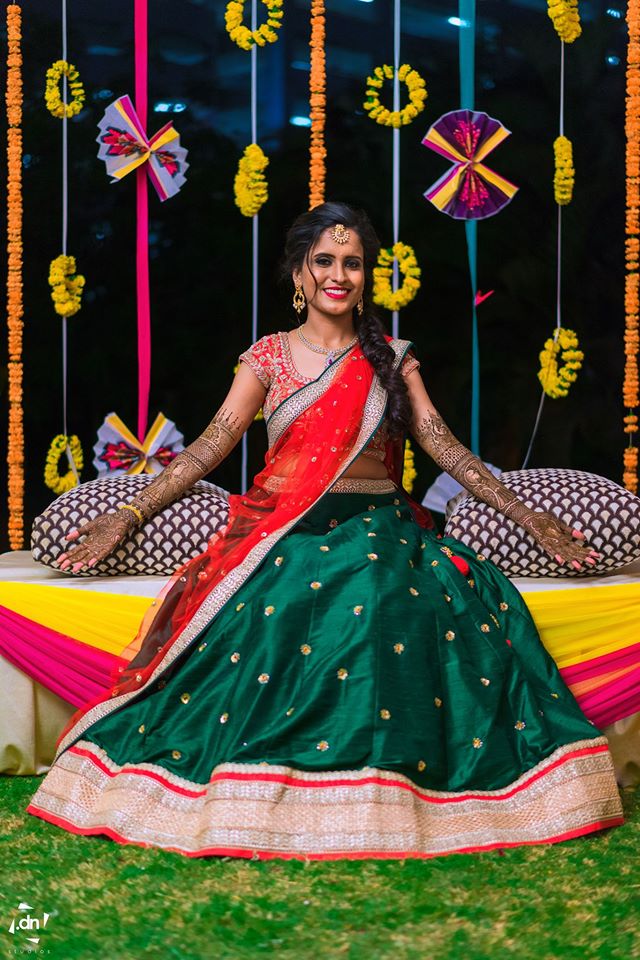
[293,226,365,321]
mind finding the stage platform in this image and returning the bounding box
[1,550,639,784]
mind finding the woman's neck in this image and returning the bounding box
[301,313,356,349]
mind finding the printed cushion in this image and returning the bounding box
[31,474,230,577]
[444,468,640,577]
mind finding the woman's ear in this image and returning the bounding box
[292,269,301,287]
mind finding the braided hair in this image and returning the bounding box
[280,201,412,439]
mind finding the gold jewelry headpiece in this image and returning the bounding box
[330,223,350,244]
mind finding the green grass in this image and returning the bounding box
[1,778,639,960]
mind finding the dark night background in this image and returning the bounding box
[0,0,628,552]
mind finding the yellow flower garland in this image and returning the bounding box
[224,0,283,51]
[48,254,85,317]
[373,242,421,311]
[44,434,83,494]
[553,136,575,205]
[234,144,269,217]
[364,64,427,128]
[547,0,581,43]
[44,60,85,119]
[537,327,584,398]
[403,439,417,494]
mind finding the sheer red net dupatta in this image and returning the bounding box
[55,345,384,751]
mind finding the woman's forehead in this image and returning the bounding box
[310,227,364,257]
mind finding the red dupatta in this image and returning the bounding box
[55,338,426,756]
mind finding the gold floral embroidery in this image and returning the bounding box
[431,560,439,567]
[171,750,182,760]
[138,724,145,734]
[274,556,284,566]
[220,713,229,724]
[490,614,500,628]
[264,605,275,616]
[286,707,295,716]
[393,642,405,653]
[363,517,372,523]
[480,624,490,633]
[409,587,419,596]
[367,553,379,561]
[480,677,491,686]
[445,630,455,641]
[337,667,349,680]
[230,652,241,663]
[443,594,451,603]
[368,531,377,537]
[236,602,245,612]
[310,581,322,590]
[440,545,453,557]
[368,504,376,511]
[353,605,364,615]
[319,545,330,552]
[394,498,400,505]
[316,740,329,751]
[180,693,191,704]
[198,642,207,652]
[258,673,270,684]
[472,738,484,749]
[396,510,402,518]
[399,538,408,544]
[515,721,526,731]
[380,708,391,719]
[499,602,509,611]
[434,697,442,707]
[417,759,426,771]
[477,554,486,561]
[329,519,338,528]
[551,692,560,699]
[467,579,475,588]
[300,644,312,655]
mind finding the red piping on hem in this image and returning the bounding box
[67,742,610,806]
[24,804,625,861]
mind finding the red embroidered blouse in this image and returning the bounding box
[239,332,420,461]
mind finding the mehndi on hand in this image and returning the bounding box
[516,509,600,571]
[54,511,136,573]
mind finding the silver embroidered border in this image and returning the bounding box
[54,340,411,759]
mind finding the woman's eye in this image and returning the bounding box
[315,257,331,265]
[346,261,361,269]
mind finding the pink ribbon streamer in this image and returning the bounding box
[135,0,151,443]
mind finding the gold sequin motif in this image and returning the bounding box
[490,614,500,628]
[380,708,391,719]
[472,738,484,749]
[310,581,322,590]
[551,692,559,699]
[480,677,491,686]
[417,760,426,772]
[434,697,442,708]
[368,531,377,537]
[515,720,526,730]
[258,673,270,683]
[264,605,275,616]
[220,713,229,724]
[300,644,312,655]
[445,630,455,641]
[499,602,509,611]
[274,556,284,566]
[468,578,475,588]
[367,553,379,561]
[180,692,191,704]
[230,652,240,663]
[286,707,295,716]
[477,554,486,561]
[444,594,452,603]
[431,559,439,567]
[337,668,349,680]
[480,624,490,633]
[138,724,145,734]
[319,545,330,552]
[236,602,245,612]
[172,750,182,760]
[363,517,372,523]
[198,642,207,652]
[393,642,405,654]
[368,505,376,511]
[353,605,364,615]
[399,538,408,544]
[316,740,329,751]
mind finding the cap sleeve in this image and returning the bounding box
[401,349,420,378]
[238,334,274,389]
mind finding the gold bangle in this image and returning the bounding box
[118,503,145,525]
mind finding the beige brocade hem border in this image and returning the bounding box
[27,738,624,861]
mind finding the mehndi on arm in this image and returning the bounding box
[412,410,596,567]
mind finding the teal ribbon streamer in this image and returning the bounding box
[459,0,480,455]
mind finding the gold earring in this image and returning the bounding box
[293,283,306,315]
[356,297,364,316]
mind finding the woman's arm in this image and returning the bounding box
[56,364,266,572]
[405,369,599,571]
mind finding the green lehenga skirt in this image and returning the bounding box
[27,486,624,859]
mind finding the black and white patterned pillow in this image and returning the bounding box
[444,468,640,577]
[31,474,230,577]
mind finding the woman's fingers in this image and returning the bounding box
[571,528,585,540]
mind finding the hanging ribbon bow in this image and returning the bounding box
[422,109,518,220]
[96,95,189,201]
[93,412,184,477]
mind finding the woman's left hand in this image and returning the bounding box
[520,510,600,571]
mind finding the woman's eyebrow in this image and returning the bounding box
[312,250,363,261]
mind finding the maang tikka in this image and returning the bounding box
[330,223,350,244]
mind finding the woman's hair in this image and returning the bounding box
[280,200,412,438]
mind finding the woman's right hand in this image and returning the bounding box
[54,511,135,573]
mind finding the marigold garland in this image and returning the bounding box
[309,0,326,209]
[547,0,581,44]
[233,144,269,217]
[625,0,640,492]
[373,243,421,312]
[44,60,85,119]
[48,254,85,317]
[403,439,417,494]
[364,63,428,128]
[224,0,283,51]
[44,435,83,494]
[553,135,575,205]
[6,4,24,549]
[537,327,584,399]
